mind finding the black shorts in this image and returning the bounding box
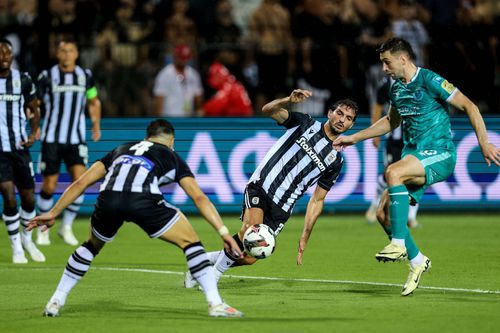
[0,150,35,189]
[91,191,180,242]
[40,142,88,175]
[241,182,290,236]
[384,138,404,166]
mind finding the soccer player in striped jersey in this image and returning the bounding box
[28,119,244,318]
[0,38,45,263]
[185,89,358,288]
[36,38,101,246]
[333,37,500,296]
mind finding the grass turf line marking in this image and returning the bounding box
[94,267,500,295]
[7,266,500,295]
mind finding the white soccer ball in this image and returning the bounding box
[243,224,276,259]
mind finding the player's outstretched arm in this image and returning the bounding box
[27,161,106,231]
[450,91,500,166]
[179,177,243,258]
[332,107,398,152]
[297,185,328,266]
[262,89,312,123]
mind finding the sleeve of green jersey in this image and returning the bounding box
[426,70,457,102]
[86,86,98,99]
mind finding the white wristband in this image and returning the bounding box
[218,225,229,236]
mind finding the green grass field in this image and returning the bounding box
[1,213,499,333]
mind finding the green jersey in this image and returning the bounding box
[388,67,457,151]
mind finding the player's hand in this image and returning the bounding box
[289,89,312,103]
[222,234,243,259]
[21,133,36,148]
[92,127,101,142]
[297,237,307,266]
[332,134,357,152]
[372,136,381,149]
[27,213,56,232]
[480,142,500,167]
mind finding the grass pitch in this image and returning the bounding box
[1,213,499,333]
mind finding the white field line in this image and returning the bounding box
[7,266,500,295]
[94,267,500,295]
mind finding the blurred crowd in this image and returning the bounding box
[1,0,500,116]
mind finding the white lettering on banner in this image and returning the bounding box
[430,131,500,201]
[167,128,498,208]
[172,132,234,203]
[363,140,378,200]
[228,132,277,193]
[306,145,361,202]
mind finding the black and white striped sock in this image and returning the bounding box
[184,242,222,306]
[20,209,36,242]
[3,211,22,252]
[52,244,94,305]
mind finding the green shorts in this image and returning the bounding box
[402,148,457,203]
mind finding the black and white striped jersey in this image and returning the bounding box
[0,69,37,152]
[37,65,95,144]
[99,141,194,194]
[249,112,343,213]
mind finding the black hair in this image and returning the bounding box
[146,119,175,138]
[0,38,12,47]
[330,99,358,121]
[376,37,416,61]
[57,36,78,48]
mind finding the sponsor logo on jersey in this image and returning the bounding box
[52,84,86,93]
[118,155,155,171]
[13,78,21,89]
[0,94,21,101]
[295,136,326,171]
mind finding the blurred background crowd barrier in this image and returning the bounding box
[20,117,500,213]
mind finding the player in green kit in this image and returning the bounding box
[333,38,500,296]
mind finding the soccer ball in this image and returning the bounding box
[243,224,276,259]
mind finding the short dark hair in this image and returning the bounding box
[376,37,416,61]
[146,119,175,138]
[0,38,12,47]
[330,99,358,121]
[57,36,78,48]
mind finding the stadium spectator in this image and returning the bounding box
[153,43,204,117]
[333,37,500,296]
[165,0,198,54]
[203,61,252,116]
[249,0,295,113]
[28,119,244,318]
[36,39,101,247]
[293,0,348,116]
[391,0,429,67]
[184,89,358,288]
[354,0,393,112]
[0,38,45,264]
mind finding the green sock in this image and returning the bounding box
[388,185,409,240]
[405,232,420,260]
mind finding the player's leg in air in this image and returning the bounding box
[161,213,243,317]
[185,206,261,289]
